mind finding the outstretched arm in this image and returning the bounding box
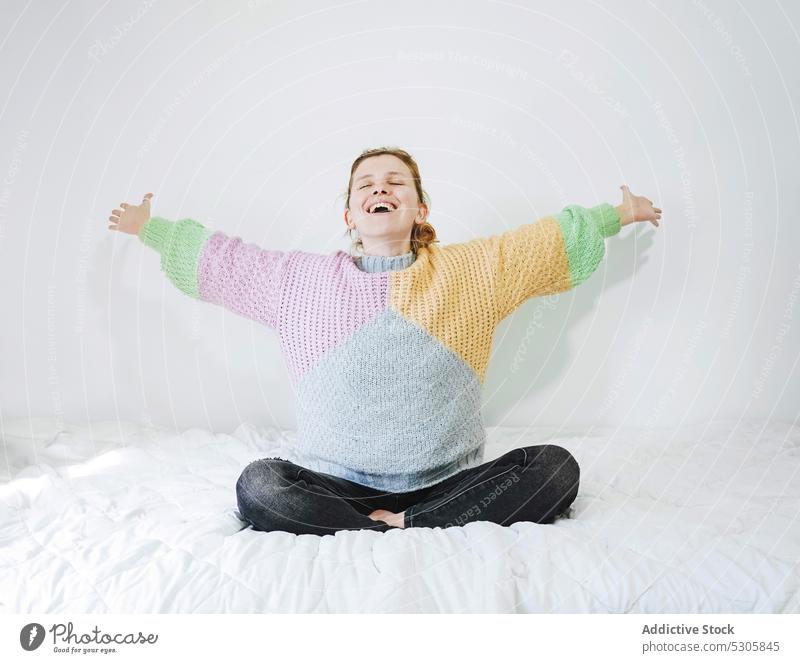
[108,192,286,330]
[487,184,662,322]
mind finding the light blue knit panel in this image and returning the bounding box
[293,307,486,492]
[354,250,416,273]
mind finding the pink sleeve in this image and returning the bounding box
[197,231,287,330]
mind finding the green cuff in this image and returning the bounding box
[139,216,174,253]
[591,203,621,238]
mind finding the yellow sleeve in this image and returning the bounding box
[483,203,621,322]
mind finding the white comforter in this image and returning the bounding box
[1,417,798,613]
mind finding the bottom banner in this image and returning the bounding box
[1,613,797,662]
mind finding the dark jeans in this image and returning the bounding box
[235,444,579,536]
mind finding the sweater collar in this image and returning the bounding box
[353,249,416,273]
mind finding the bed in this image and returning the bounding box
[1,417,797,613]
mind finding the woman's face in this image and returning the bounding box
[344,154,428,254]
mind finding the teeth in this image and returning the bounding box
[368,201,396,213]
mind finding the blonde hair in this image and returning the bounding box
[343,147,439,255]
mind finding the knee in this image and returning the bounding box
[537,444,580,488]
[527,444,581,492]
[531,445,580,522]
[549,444,579,471]
[546,445,580,511]
[237,457,291,489]
[235,457,294,523]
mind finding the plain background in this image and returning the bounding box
[0,0,798,436]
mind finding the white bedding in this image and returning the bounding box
[1,417,798,613]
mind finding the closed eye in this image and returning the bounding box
[359,182,404,189]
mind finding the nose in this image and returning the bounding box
[372,183,388,195]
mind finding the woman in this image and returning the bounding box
[108,147,661,536]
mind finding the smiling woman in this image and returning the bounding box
[342,147,439,258]
[114,143,661,535]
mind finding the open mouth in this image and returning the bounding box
[366,201,397,214]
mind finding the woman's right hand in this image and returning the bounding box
[108,192,154,235]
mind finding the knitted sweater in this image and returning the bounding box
[354,249,416,273]
[139,203,621,491]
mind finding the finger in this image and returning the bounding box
[654,207,662,213]
[120,202,129,209]
[143,192,153,203]
[108,216,118,223]
[107,225,117,230]
[111,209,122,216]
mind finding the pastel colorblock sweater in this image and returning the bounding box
[139,203,621,491]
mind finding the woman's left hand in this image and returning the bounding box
[615,185,662,228]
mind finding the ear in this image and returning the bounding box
[343,208,352,229]
[416,202,429,224]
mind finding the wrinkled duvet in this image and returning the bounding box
[1,417,798,613]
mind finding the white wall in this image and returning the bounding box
[1,0,798,436]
